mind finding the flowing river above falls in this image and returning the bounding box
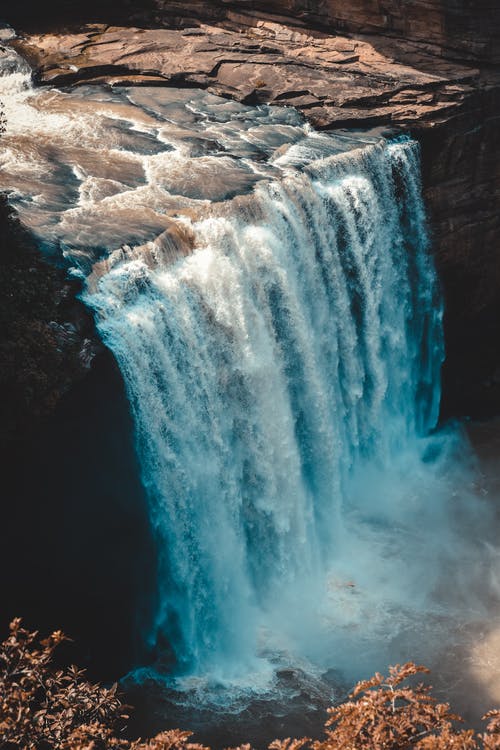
[2,39,500,745]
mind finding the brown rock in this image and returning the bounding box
[8,6,500,417]
[13,21,483,130]
[152,0,500,64]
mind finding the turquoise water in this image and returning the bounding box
[88,137,449,684]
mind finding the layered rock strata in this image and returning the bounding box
[13,20,489,130]
[153,0,500,64]
[6,4,500,417]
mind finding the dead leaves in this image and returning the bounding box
[2,622,500,750]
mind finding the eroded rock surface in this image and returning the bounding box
[6,6,500,417]
[151,0,500,65]
[14,20,488,130]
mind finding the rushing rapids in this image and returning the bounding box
[2,39,499,725]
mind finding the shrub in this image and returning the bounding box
[0,618,127,748]
[2,618,500,750]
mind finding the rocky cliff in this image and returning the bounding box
[0,195,101,439]
[11,0,493,63]
[8,1,500,418]
[152,0,500,64]
[419,86,500,417]
[0,194,155,677]
[2,1,500,418]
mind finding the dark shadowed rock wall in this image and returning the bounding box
[2,0,498,63]
[418,85,500,417]
[0,195,100,439]
[0,196,156,679]
[0,350,157,681]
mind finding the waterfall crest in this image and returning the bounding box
[87,138,444,679]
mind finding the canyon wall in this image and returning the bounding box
[0,197,155,678]
[228,0,500,63]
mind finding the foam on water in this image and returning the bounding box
[87,137,490,692]
[0,46,382,261]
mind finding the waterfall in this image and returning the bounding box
[2,39,499,729]
[86,137,444,681]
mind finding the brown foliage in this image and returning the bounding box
[1,619,500,750]
[481,711,500,750]
[313,663,477,750]
[0,618,127,749]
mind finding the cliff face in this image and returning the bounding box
[0,198,155,679]
[0,195,102,439]
[219,0,500,64]
[149,0,500,64]
[419,86,500,417]
[3,0,500,418]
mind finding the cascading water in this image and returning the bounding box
[87,137,444,682]
[2,39,499,727]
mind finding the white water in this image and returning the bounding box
[1,41,499,711]
[88,136,465,686]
